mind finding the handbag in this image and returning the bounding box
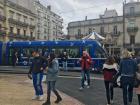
[136,72,140,80]
[112,73,121,88]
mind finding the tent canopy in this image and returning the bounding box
[82,32,105,40]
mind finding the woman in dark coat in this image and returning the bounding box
[103,56,118,105]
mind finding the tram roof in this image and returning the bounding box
[7,40,101,47]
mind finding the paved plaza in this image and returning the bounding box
[0,74,83,105]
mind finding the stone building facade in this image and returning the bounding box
[67,0,140,55]
[35,1,63,40]
[0,0,36,41]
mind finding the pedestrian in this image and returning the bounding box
[28,51,45,101]
[42,53,62,105]
[103,56,118,105]
[12,51,18,66]
[135,52,140,105]
[61,51,68,71]
[119,49,137,105]
[79,51,92,90]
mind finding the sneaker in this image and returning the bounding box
[79,87,84,90]
[87,86,90,89]
[55,97,62,103]
[32,95,38,100]
[38,95,44,101]
[110,100,114,104]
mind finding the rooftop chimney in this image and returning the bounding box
[85,16,87,20]
[47,5,51,10]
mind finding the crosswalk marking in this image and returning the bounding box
[58,75,104,80]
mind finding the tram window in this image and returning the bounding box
[9,48,20,57]
[83,47,90,55]
[66,48,80,58]
[37,48,43,56]
[22,48,34,57]
[94,47,106,58]
[51,48,64,58]
[51,47,80,58]
[9,48,20,65]
[42,47,48,56]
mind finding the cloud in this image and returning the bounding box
[40,0,126,34]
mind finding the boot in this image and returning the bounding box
[42,100,51,105]
[55,96,62,103]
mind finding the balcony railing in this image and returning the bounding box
[111,31,121,37]
[8,33,35,40]
[0,30,6,36]
[29,24,35,29]
[127,26,138,33]
[8,18,29,27]
[0,15,6,21]
[125,12,140,17]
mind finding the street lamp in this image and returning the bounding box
[122,0,126,49]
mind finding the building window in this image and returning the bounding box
[17,29,20,35]
[16,13,21,21]
[130,7,135,16]
[53,31,55,35]
[9,10,14,19]
[37,34,40,39]
[130,35,135,45]
[128,20,135,27]
[88,28,92,34]
[113,26,117,35]
[100,26,104,35]
[78,29,81,35]
[44,36,47,39]
[0,24,2,29]
[23,16,27,23]
[30,18,34,25]
[30,32,33,38]
[44,29,47,33]
[24,30,26,36]
[10,27,13,33]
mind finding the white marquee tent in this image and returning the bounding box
[82,32,105,40]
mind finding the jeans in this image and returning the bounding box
[32,72,43,96]
[104,81,114,104]
[121,76,134,105]
[47,81,61,102]
[63,61,67,71]
[81,70,90,87]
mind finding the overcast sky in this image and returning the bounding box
[40,0,137,34]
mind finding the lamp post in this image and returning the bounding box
[105,32,112,55]
[122,0,126,49]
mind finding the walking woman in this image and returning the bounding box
[119,49,137,105]
[28,51,44,100]
[42,53,62,105]
[103,56,118,105]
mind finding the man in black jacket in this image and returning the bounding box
[28,51,45,101]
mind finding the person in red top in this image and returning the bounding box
[79,51,92,90]
[103,56,118,105]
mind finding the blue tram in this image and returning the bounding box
[5,40,107,71]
